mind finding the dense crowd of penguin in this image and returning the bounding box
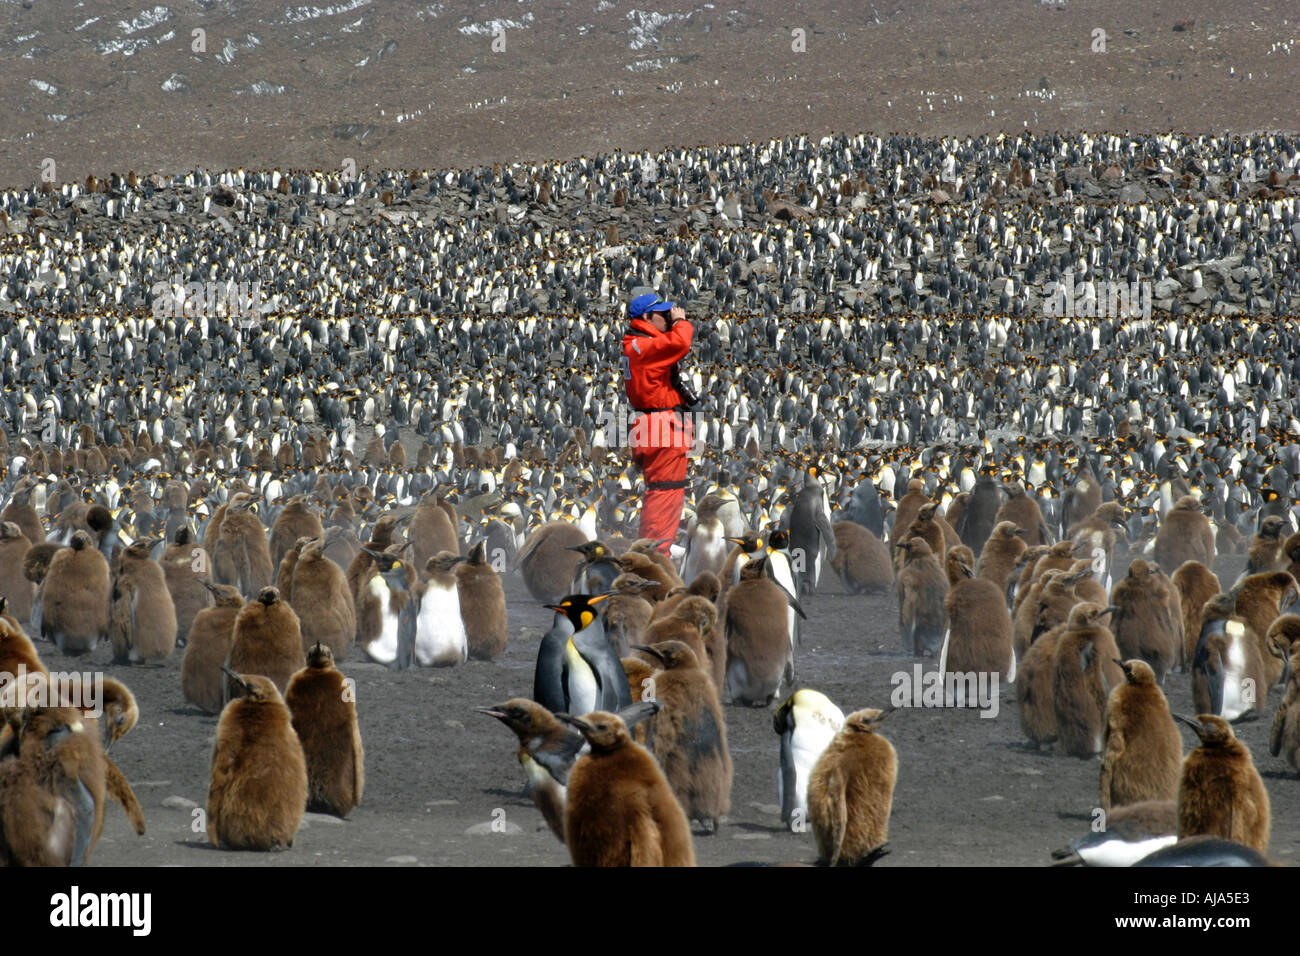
[2,128,1300,865]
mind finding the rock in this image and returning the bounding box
[162,795,197,810]
[768,200,810,221]
[1154,277,1182,299]
[386,855,418,864]
[1119,184,1145,203]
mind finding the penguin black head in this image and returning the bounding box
[631,640,699,671]
[544,593,610,631]
[554,710,630,752]
[1116,658,1156,685]
[568,541,613,561]
[1173,713,1235,746]
[306,641,334,668]
[257,586,280,607]
[844,707,895,734]
[476,698,560,739]
[69,530,92,551]
[221,667,281,703]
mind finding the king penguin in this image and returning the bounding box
[788,469,837,595]
[544,594,631,715]
[774,688,845,832]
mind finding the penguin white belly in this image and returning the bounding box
[415,583,467,666]
[366,577,399,665]
[1079,835,1177,867]
[1221,635,1248,720]
[564,640,599,715]
[938,627,951,678]
[789,724,838,815]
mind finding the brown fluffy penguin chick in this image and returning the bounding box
[1052,603,1125,757]
[662,595,724,694]
[161,526,211,644]
[893,501,946,570]
[409,492,460,570]
[1013,568,1074,657]
[830,520,893,593]
[455,540,508,661]
[1,477,45,544]
[995,482,1053,547]
[41,530,109,655]
[1245,516,1288,576]
[1108,559,1180,683]
[807,707,896,867]
[942,550,1014,680]
[1268,635,1300,773]
[1234,571,1300,687]
[208,672,308,851]
[633,641,731,832]
[1172,560,1221,673]
[289,536,356,659]
[890,479,930,555]
[514,521,587,603]
[616,550,682,601]
[603,574,659,657]
[685,570,722,603]
[183,583,244,714]
[895,538,948,656]
[212,493,274,598]
[0,706,145,866]
[285,644,364,818]
[274,536,307,601]
[268,496,323,572]
[1014,541,1076,613]
[976,521,1027,593]
[1017,622,1065,748]
[1283,531,1300,585]
[559,710,695,867]
[226,587,305,698]
[0,522,34,622]
[1175,714,1270,853]
[1154,496,1216,570]
[477,698,583,843]
[724,557,795,706]
[640,618,707,681]
[1100,660,1182,810]
[109,539,178,664]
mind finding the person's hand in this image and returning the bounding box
[669,305,686,324]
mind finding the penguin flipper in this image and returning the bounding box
[66,778,96,867]
[616,699,664,732]
[103,755,146,835]
[778,731,797,824]
[1079,638,1095,676]
[815,509,837,560]
[532,733,586,787]
[628,814,665,867]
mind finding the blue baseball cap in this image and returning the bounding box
[628,292,675,318]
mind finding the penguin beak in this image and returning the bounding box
[1172,714,1203,731]
[1101,606,1120,616]
[220,666,253,697]
[630,644,665,663]
[566,545,588,554]
[475,705,508,720]
[587,593,611,605]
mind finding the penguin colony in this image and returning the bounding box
[3,130,1300,866]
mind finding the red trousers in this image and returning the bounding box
[631,410,694,555]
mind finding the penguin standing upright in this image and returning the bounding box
[633,640,731,832]
[1108,559,1181,683]
[212,493,274,598]
[1052,603,1125,757]
[1175,714,1270,853]
[807,707,896,867]
[182,582,244,714]
[724,557,800,706]
[1100,660,1183,810]
[358,547,417,668]
[0,522,34,623]
[1154,497,1216,571]
[285,643,364,818]
[1191,593,1267,721]
[788,470,837,595]
[455,540,508,661]
[161,526,210,645]
[41,530,110,655]
[1171,560,1221,673]
[569,541,622,593]
[682,495,730,584]
[545,594,631,715]
[288,534,356,659]
[558,710,695,867]
[830,521,893,593]
[956,467,1004,555]
[515,521,587,603]
[765,528,803,647]
[109,538,178,664]
[774,688,844,831]
[226,586,306,697]
[895,538,948,656]
[415,553,469,667]
[940,548,1014,687]
[208,671,308,851]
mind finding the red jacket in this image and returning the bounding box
[622,317,694,411]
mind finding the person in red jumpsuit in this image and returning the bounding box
[622,292,695,556]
